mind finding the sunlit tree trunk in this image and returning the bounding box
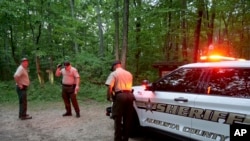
[33,23,44,86]
[35,56,44,86]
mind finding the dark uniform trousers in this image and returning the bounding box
[62,85,80,114]
[112,91,134,141]
[16,85,28,117]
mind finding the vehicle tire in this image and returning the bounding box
[129,108,142,138]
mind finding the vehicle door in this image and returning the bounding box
[192,67,250,141]
[134,67,204,139]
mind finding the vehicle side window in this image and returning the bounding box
[154,68,202,93]
[206,68,250,98]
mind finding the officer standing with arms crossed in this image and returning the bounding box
[14,58,32,120]
[105,60,134,141]
[55,61,80,118]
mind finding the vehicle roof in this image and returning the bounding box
[181,61,250,68]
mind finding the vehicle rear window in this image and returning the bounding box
[205,68,250,98]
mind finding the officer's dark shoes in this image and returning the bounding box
[62,113,72,116]
[76,113,80,118]
[19,114,29,118]
[20,115,32,120]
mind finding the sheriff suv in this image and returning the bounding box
[130,60,250,141]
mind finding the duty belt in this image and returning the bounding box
[115,90,132,95]
[63,84,76,87]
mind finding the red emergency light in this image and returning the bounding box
[200,55,245,62]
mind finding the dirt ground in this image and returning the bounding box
[0,100,160,141]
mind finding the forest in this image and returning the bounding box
[1,0,250,98]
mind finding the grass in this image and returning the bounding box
[0,81,107,104]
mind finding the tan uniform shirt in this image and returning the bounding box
[105,67,133,92]
[14,65,30,86]
[61,67,80,85]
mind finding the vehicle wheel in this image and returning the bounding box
[129,108,141,138]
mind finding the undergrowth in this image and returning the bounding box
[0,81,107,103]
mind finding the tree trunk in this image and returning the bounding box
[114,0,120,60]
[30,20,44,86]
[221,15,229,55]
[193,0,204,62]
[96,1,104,57]
[69,0,79,54]
[181,0,188,62]
[134,0,141,79]
[206,0,216,54]
[47,1,54,84]
[121,0,129,68]
[163,0,172,61]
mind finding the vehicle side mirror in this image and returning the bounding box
[141,80,155,91]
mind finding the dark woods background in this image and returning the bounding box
[1,0,250,98]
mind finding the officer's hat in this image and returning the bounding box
[110,60,121,71]
[21,58,28,62]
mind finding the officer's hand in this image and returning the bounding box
[18,84,23,89]
[57,64,62,69]
[74,86,79,95]
[107,97,112,102]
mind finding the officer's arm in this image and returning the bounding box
[106,85,113,101]
[55,64,62,77]
[14,68,24,89]
[14,74,23,89]
[74,77,80,94]
[105,73,115,101]
[55,68,61,77]
[75,77,80,87]
[74,68,80,94]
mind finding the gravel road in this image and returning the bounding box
[0,100,175,141]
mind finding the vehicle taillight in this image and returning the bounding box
[142,80,149,90]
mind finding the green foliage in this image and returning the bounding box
[80,82,106,102]
[27,80,62,102]
[1,0,250,86]
[74,52,114,85]
[0,80,107,103]
[0,81,17,102]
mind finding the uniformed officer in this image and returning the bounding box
[105,60,134,141]
[55,61,80,118]
[14,58,32,120]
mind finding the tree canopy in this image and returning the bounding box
[1,0,250,84]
